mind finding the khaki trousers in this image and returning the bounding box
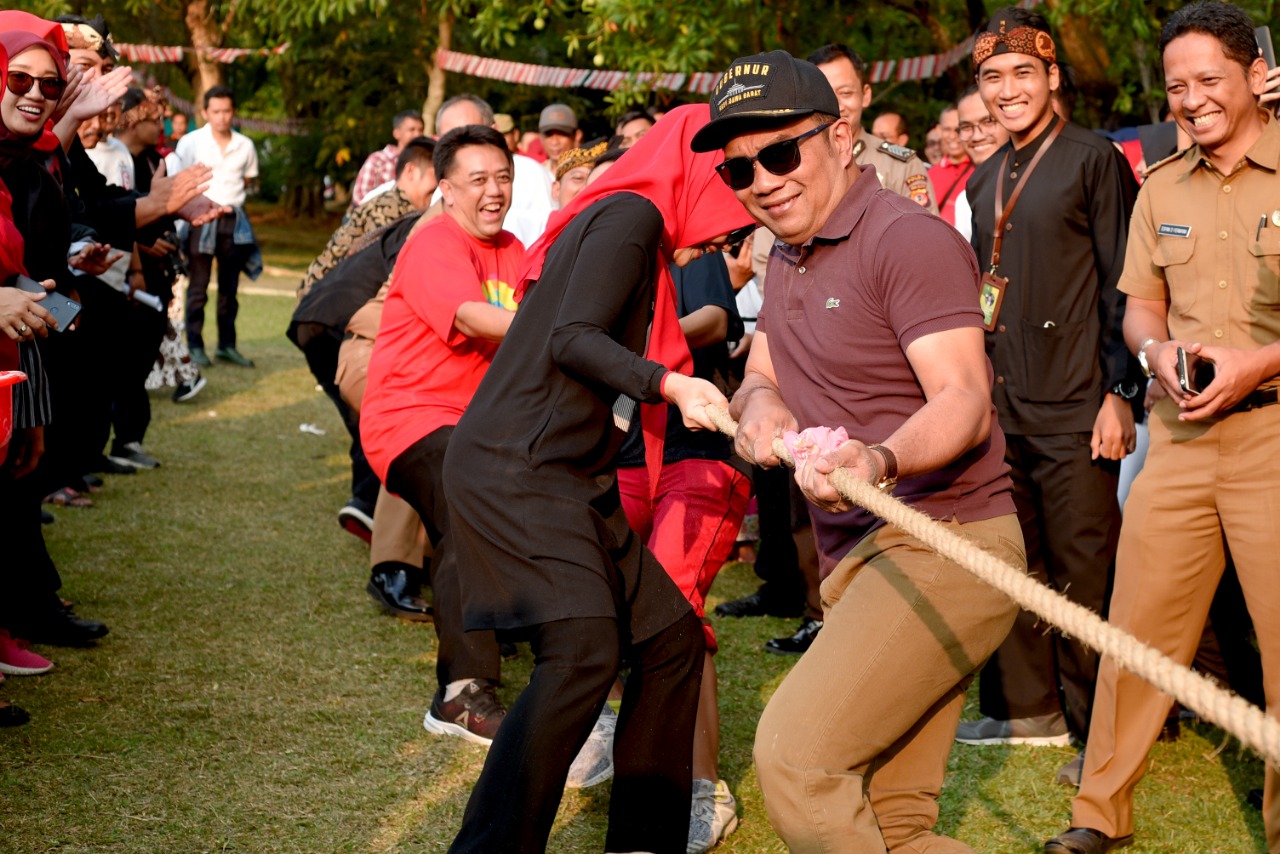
[1073,400,1280,850]
[754,513,1024,853]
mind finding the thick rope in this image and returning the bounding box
[705,404,1280,767]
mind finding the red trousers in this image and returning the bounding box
[618,459,752,651]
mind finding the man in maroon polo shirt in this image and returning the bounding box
[692,50,1026,852]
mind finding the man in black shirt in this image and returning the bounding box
[959,7,1141,766]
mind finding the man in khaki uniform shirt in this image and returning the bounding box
[1047,4,1280,853]
[809,43,937,214]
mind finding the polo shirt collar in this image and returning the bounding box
[810,164,881,245]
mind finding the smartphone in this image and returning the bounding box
[1176,346,1216,395]
[1257,26,1279,117]
[13,275,82,332]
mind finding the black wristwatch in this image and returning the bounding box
[1110,382,1140,400]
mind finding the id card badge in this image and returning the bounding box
[979,271,1007,331]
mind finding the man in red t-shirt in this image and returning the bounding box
[360,125,523,746]
[928,104,974,227]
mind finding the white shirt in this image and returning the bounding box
[84,136,135,191]
[174,124,259,208]
[953,190,973,242]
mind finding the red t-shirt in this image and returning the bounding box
[927,156,973,227]
[360,214,524,481]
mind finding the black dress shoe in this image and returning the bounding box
[765,617,823,655]
[0,703,30,727]
[13,606,109,647]
[714,588,804,619]
[1044,827,1134,853]
[367,568,432,622]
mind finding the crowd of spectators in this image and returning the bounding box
[6,3,1280,853]
[1,11,252,727]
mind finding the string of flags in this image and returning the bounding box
[437,0,1039,92]
[436,37,980,94]
[115,42,290,64]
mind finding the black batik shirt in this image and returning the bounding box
[968,114,1141,435]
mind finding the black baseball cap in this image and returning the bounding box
[690,50,840,152]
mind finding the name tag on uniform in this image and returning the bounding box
[1158,224,1192,238]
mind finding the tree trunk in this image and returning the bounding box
[185,0,224,120]
[422,11,453,135]
[1043,0,1111,89]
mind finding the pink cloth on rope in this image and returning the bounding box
[782,426,850,465]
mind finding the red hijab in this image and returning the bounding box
[0,39,26,285]
[0,40,23,374]
[517,104,754,492]
[0,14,69,164]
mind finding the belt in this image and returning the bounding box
[1237,387,1279,411]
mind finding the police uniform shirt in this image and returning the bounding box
[967,114,1139,435]
[853,129,937,214]
[1120,112,1280,366]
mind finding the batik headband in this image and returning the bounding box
[61,23,103,53]
[973,24,1057,68]
[554,141,608,181]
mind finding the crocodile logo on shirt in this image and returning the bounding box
[825,298,840,309]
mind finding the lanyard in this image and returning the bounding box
[990,119,1064,272]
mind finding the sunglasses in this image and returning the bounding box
[716,122,833,191]
[6,71,67,101]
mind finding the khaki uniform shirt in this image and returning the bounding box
[853,129,937,215]
[1120,114,1280,367]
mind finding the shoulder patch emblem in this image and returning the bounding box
[1143,147,1191,177]
[879,141,916,162]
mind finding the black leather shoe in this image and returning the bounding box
[0,703,30,727]
[14,606,109,647]
[714,588,804,619]
[367,567,432,622]
[1044,827,1134,853]
[765,617,823,655]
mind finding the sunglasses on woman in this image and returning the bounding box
[715,122,833,191]
[6,71,67,101]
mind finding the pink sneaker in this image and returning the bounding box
[0,630,55,675]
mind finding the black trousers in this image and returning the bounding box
[450,611,705,854]
[750,465,807,607]
[0,465,63,627]
[102,289,168,451]
[979,431,1121,740]
[302,335,379,510]
[387,427,499,689]
[186,218,252,351]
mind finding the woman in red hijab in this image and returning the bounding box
[440,104,754,854]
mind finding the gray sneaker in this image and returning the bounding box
[565,704,616,789]
[687,778,738,853]
[954,711,1072,746]
[107,442,160,470]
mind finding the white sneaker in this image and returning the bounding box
[687,778,738,853]
[565,704,616,788]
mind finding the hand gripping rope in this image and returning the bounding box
[704,404,1280,767]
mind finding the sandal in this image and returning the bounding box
[80,474,105,494]
[43,487,93,508]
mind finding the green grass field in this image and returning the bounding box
[0,281,1267,852]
